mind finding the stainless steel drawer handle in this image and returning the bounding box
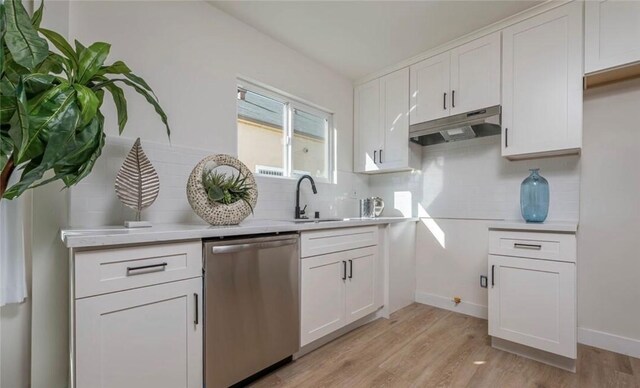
[211,239,297,255]
[126,262,168,276]
[513,243,542,250]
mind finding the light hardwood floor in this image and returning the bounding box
[250,303,640,388]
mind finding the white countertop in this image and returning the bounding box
[61,217,418,248]
[488,220,578,233]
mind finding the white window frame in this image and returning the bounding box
[237,79,335,184]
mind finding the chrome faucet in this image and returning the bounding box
[295,175,317,219]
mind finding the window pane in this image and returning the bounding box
[292,108,328,179]
[237,88,286,177]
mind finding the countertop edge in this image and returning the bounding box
[487,220,578,233]
[61,217,419,249]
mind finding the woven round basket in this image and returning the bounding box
[186,154,258,225]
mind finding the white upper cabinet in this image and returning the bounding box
[585,0,640,74]
[450,32,501,116]
[354,68,417,174]
[379,68,411,170]
[501,2,583,160]
[410,32,501,125]
[409,51,451,124]
[354,78,381,172]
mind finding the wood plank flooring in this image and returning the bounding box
[250,303,640,388]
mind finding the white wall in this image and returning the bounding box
[578,79,640,355]
[64,1,363,226]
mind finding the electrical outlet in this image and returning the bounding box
[480,275,488,288]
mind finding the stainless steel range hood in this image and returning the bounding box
[409,105,501,146]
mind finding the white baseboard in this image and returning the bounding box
[578,327,640,359]
[415,291,640,359]
[414,291,488,320]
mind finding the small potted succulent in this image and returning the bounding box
[186,155,258,225]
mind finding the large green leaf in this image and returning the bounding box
[77,42,110,84]
[0,131,12,172]
[11,84,76,165]
[103,83,127,133]
[97,60,131,76]
[123,72,158,99]
[39,28,78,71]
[4,0,49,70]
[8,77,29,159]
[31,1,44,29]
[105,78,170,137]
[4,88,80,199]
[22,73,57,95]
[0,95,16,124]
[1,1,6,76]
[58,112,105,186]
[73,84,99,127]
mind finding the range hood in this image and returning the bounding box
[409,105,501,146]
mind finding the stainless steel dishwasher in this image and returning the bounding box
[203,233,300,388]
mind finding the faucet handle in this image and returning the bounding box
[300,205,307,216]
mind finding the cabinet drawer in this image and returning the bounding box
[75,240,202,298]
[489,230,576,263]
[301,226,378,258]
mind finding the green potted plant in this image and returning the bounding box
[0,0,170,200]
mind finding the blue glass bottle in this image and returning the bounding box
[520,168,549,223]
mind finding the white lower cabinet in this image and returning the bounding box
[488,255,576,358]
[488,227,577,364]
[72,241,203,388]
[345,249,377,323]
[300,252,348,345]
[300,227,381,347]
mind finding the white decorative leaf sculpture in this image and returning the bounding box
[115,138,160,221]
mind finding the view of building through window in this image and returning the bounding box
[237,82,331,181]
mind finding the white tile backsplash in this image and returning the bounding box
[68,136,367,227]
[368,136,580,222]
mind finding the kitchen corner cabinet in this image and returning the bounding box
[354,68,419,173]
[501,2,583,160]
[410,32,501,124]
[72,241,203,388]
[585,0,640,74]
[300,227,381,346]
[488,228,577,362]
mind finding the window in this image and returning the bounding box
[237,81,333,182]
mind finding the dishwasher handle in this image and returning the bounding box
[210,238,298,255]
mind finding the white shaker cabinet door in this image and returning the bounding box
[354,78,382,172]
[450,31,501,116]
[75,278,203,388]
[501,2,583,159]
[585,0,640,73]
[379,67,410,171]
[345,246,378,324]
[300,253,347,346]
[488,255,576,358]
[410,51,451,125]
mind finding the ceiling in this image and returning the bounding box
[211,1,542,81]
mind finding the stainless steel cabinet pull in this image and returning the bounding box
[342,261,347,280]
[211,239,297,254]
[126,262,167,276]
[491,265,495,287]
[514,243,542,250]
[374,150,377,164]
[443,92,447,110]
[348,259,353,279]
[194,293,199,325]
[452,90,455,108]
